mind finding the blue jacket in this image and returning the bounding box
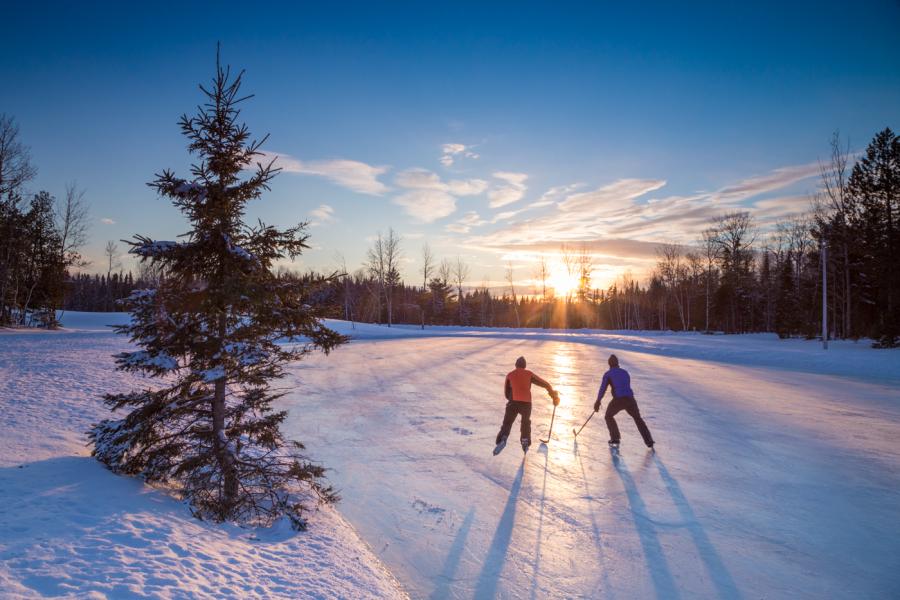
[597,367,634,402]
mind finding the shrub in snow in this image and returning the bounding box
[90,53,347,529]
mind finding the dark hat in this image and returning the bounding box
[515,356,526,368]
[608,354,619,367]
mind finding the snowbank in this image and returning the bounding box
[0,316,407,599]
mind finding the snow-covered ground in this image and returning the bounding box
[0,313,407,599]
[2,313,899,598]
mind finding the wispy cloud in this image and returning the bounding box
[712,162,821,203]
[488,171,528,208]
[394,189,457,222]
[309,204,335,226]
[393,168,488,222]
[445,211,487,234]
[440,143,479,167]
[100,217,115,225]
[468,160,822,258]
[260,151,390,195]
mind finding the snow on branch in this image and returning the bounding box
[131,240,184,258]
[116,350,179,372]
[222,234,256,262]
[173,181,208,201]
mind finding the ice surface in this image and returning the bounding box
[2,313,899,598]
[283,321,900,599]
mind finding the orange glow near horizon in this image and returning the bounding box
[547,262,580,297]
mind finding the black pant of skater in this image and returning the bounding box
[496,400,532,443]
[605,395,654,446]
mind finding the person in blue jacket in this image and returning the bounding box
[594,354,655,448]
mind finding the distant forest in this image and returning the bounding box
[2,114,897,347]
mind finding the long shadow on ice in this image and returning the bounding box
[575,440,616,599]
[428,508,476,600]
[528,444,550,600]
[472,459,525,599]
[611,449,682,600]
[652,455,743,599]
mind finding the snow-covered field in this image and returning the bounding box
[0,313,406,600]
[2,313,900,598]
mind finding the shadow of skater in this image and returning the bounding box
[528,444,551,600]
[429,508,476,600]
[653,456,743,600]
[611,449,682,600]
[473,460,526,599]
[574,442,616,599]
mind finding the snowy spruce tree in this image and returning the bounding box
[90,55,346,529]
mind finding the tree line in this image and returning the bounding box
[3,107,897,347]
[307,129,899,347]
[0,115,93,326]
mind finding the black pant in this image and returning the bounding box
[496,401,532,443]
[605,396,654,446]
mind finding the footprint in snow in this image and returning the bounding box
[452,427,473,436]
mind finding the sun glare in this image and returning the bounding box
[548,265,580,297]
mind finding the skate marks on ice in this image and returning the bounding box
[283,335,900,599]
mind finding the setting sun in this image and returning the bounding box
[548,265,580,297]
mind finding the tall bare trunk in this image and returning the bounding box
[213,315,237,513]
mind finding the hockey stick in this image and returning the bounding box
[573,410,596,438]
[539,404,557,444]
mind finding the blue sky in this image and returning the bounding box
[2,1,899,290]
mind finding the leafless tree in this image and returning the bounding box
[533,254,550,327]
[816,131,853,338]
[0,114,37,198]
[367,228,402,326]
[383,229,402,326]
[576,244,593,302]
[560,243,575,303]
[505,261,520,327]
[438,258,453,285]
[0,116,37,320]
[57,183,90,270]
[333,253,355,327]
[712,211,757,332]
[453,256,470,323]
[656,243,688,330]
[105,241,120,277]
[421,243,434,292]
[367,234,386,323]
[700,228,720,332]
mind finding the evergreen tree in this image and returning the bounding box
[847,128,900,347]
[774,253,799,338]
[90,54,346,528]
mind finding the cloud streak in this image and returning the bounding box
[260,151,390,195]
[468,161,821,258]
[488,171,528,208]
[309,204,335,226]
[392,168,488,222]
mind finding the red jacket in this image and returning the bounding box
[504,368,553,402]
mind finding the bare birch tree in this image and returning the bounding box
[505,261,520,327]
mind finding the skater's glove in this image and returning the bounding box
[593,400,601,412]
[551,391,560,406]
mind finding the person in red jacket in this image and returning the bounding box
[494,356,559,454]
